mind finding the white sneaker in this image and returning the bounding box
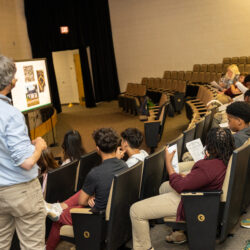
[44,201,63,221]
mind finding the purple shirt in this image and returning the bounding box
[170,158,227,221]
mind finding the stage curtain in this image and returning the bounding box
[24,0,120,110]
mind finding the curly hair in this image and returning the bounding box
[62,130,86,161]
[92,128,119,153]
[226,101,250,123]
[121,128,143,149]
[0,55,16,91]
[205,127,235,166]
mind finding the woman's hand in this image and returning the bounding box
[88,196,95,208]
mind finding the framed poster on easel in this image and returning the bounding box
[11,58,52,113]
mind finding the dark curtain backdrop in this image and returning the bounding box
[24,0,120,112]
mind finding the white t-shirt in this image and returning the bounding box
[126,150,149,168]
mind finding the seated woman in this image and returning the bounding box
[37,149,59,194]
[211,64,240,91]
[130,127,235,250]
[224,73,247,98]
[61,130,86,165]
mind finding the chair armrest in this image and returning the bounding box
[181,190,222,197]
[70,208,93,214]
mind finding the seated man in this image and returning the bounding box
[116,128,148,167]
[46,128,128,250]
[130,128,234,249]
[226,101,250,148]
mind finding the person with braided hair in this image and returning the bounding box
[130,128,235,249]
[226,101,250,148]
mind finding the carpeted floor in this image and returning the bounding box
[51,101,250,250]
[51,100,189,157]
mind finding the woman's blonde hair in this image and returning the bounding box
[226,64,240,79]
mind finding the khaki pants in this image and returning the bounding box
[0,178,46,250]
[130,181,181,250]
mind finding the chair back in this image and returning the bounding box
[140,147,166,200]
[219,142,250,242]
[106,162,143,250]
[181,126,196,159]
[167,134,184,162]
[76,151,102,191]
[194,117,205,139]
[201,111,212,143]
[45,160,79,203]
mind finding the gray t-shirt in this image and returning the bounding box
[233,127,250,148]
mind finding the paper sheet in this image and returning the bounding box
[219,122,229,128]
[186,139,205,162]
[168,144,179,173]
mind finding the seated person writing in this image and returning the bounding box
[45,128,128,250]
[130,128,234,249]
[224,73,247,98]
[226,101,250,148]
[116,128,148,167]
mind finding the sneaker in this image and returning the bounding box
[243,240,250,250]
[241,219,250,228]
[165,231,187,244]
[44,201,63,221]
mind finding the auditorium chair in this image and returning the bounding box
[222,57,231,65]
[200,64,207,72]
[241,140,250,212]
[144,103,169,152]
[60,162,143,250]
[223,64,230,74]
[171,71,178,80]
[193,64,201,72]
[184,71,192,82]
[75,151,102,191]
[181,126,196,159]
[201,110,212,143]
[140,147,166,200]
[215,63,223,73]
[45,160,79,203]
[178,71,185,80]
[239,56,247,65]
[208,64,216,73]
[141,77,149,85]
[167,134,184,162]
[163,70,171,79]
[245,64,250,74]
[238,64,245,73]
[247,56,250,64]
[194,117,205,140]
[231,57,239,64]
[164,141,250,250]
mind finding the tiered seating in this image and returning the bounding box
[185,85,217,120]
[118,83,146,115]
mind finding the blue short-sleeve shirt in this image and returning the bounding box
[0,94,38,186]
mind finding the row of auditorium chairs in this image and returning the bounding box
[185,85,217,121]
[59,146,169,249]
[118,83,146,115]
[222,56,250,65]
[161,70,222,84]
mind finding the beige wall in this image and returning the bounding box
[0,0,32,60]
[109,0,250,91]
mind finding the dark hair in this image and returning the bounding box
[205,128,235,166]
[244,90,250,99]
[121,128,143,149]
[62,130,85,161]
[226,101,250,123]
[244,74,250,84]
[92,128,119,153]
[37,149,59,174]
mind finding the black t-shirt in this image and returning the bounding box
[82,157,128,210]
